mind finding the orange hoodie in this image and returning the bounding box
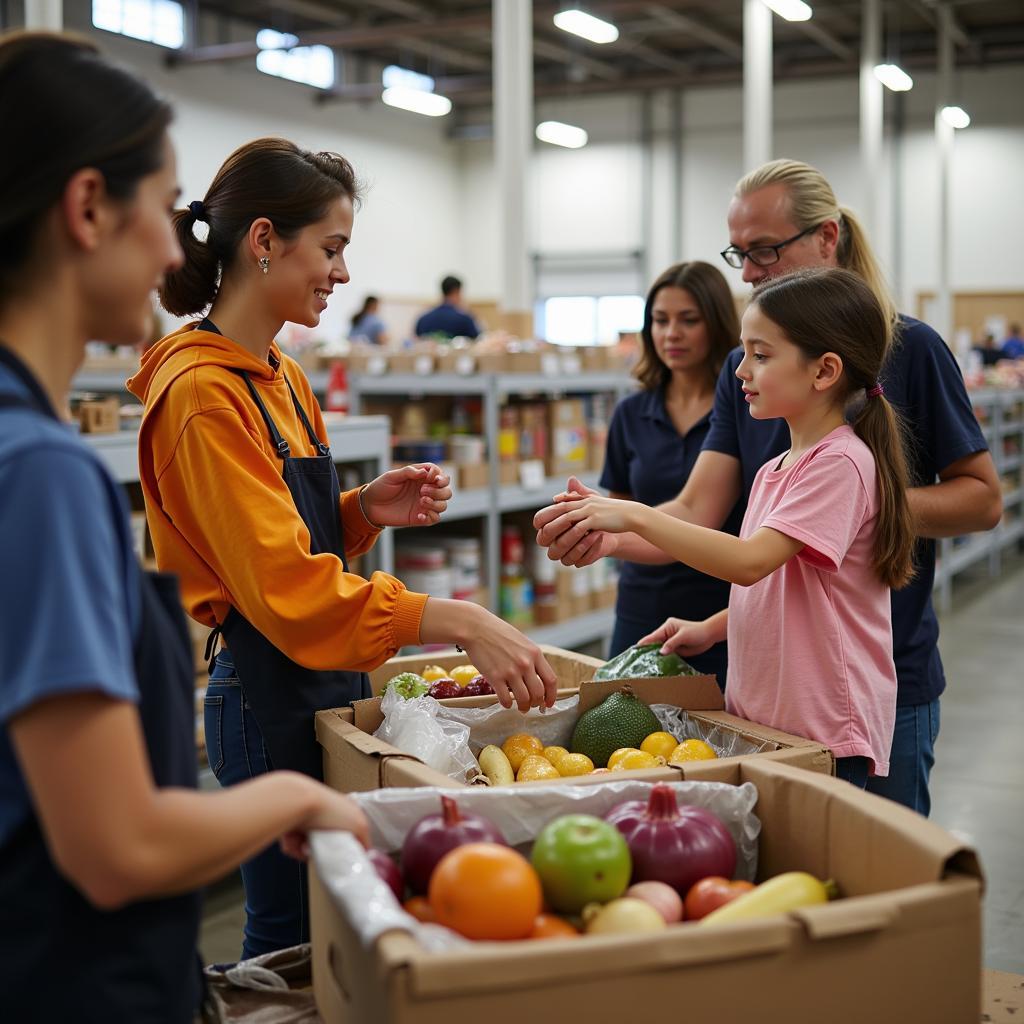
[127,324,426,672]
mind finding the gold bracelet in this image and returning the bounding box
[357,484,384,530]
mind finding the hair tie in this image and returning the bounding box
[867,381,884,399]
[188,200,207,223]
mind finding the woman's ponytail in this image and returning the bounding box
[159,208,219,316]
[851,393,915,589]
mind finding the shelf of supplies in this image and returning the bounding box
[439,488,494,521]
[346,371,633,399]
[525,607,615,649]
[1002,488,1023,508]
[73,372,137,392]
[1000,519,1024,545]
[941,535,994,578]
[1000,420,1023,437]
[83,416,391,484]
[499,472,603,513]
[1001,454,1022,473]
[494,372,629,396]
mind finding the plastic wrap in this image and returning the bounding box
[310,778,761,953]
[372,687,480,782]
[650,705,773,759]
[436,694,582,755]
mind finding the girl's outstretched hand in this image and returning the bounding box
[638,617,715,659]
[361,463,452,527]
[541,495,638,535]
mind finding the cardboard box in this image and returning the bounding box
[77,396,121,434]
[310,759,983,1024]
[348,347,388,376]
[546,399,588,476]
[498,460,519,485]
[457,462,489,491]
[388,349,436,375]
[316,672,834,795]
[435,349,477,375]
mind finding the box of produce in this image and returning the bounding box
[309,760,983,1024]
[315,646,833,793]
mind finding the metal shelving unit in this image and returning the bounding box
[934,387,1024,613]
[350,371,635,648]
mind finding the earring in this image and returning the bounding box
[259,256,270,275]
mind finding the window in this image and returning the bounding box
[256,30,335,90]
[92,0,184,49]
[540,295,644,346]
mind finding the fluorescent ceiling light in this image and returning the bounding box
[941,105,971,129]
[256,28,298,49]
[761,0,813,22]
[536,120,589,149]
[873,63,914,92]
[553,9,619,44]
[382,86,452,117]
[383,64,434,92]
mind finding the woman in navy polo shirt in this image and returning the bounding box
[599,262,742,686]
[0,33,368,1021]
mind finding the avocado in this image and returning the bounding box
[570,685,663,768]
[594,643,698,682]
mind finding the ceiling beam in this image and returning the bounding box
[904,0,971,49]
[645,4,743,60]
[532,35,623,80]
[793,20,854,61]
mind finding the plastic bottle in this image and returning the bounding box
[326,361,349,414]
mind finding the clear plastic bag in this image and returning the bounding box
[311,778,762,952]
[650,705,773,759]
[437,694,582,755]
[373,687,481,782]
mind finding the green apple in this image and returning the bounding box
[531,814,632,914]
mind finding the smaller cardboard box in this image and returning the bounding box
[347,347,388,376]
[435,349,477,375]
[78,396,121,434]
[310,760,983,1024]
[388,348,436,375]
[546,398,588,476]
[316,672,834,794]
[457,462,489,491]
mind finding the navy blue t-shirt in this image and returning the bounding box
[601,388,743,683]
[0,358,141,843]
[415,303,480,340]
[702,316,988,707]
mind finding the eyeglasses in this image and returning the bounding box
[720,225,820,269]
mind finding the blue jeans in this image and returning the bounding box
[835,756,871,789]
[865,698,941,816]
[205,651,308,960]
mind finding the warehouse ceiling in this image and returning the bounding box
[171,0,1024,110]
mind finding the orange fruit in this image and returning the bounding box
[502,733,544,771]
[428,843,542,940]
[542,745,569,768]
[668,739,718,764]
[529,913,581,939]
[607,747,640,769]
[610,750,663,772]
[556,753,594,777]
[517,756,561,782]
[403,896,436,924]
[640,731,679,759]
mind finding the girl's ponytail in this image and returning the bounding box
[160,207,219,316]
[851,393,915,589]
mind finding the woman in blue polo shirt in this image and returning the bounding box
[0,32,368,1021]
[599,262,741,686]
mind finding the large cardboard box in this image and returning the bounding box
[316,671,834,794]
[310,760,983,1024]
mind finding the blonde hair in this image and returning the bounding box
[736,159,898,329]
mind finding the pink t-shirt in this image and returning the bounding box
[726,425,897,775]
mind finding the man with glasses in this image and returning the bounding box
[536,159,1002,816]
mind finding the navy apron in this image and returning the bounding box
[0,351,203,1023]
[201,323,370,782]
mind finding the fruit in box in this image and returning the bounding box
[570,685,662,768]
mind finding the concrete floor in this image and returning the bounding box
[199,556,1024,971]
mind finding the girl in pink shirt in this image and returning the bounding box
[545,268,915,785]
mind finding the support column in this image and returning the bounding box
[24,0,62,29]
[859,0,883,244]
[743,0,772,170]
[493,0,533,338]
[934,3,955,343]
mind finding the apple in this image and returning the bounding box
[428,679,462,699]
[366,848,404,902]
[463,675,494,696]
[530,814,631,914]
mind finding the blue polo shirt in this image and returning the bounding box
[703,316,988,707]
[415,303,480,340]
[600,388,743,683]
[0,353,140,843]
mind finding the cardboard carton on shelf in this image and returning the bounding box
[315,670,834,795]
[77,396,121,434]
[435,348,477,375]
[310,758,982,1024]
[347,346,388,376]
[457,462,489,491]
[388,346,436,376]
[498,460,519,485]
[546,399,589,477]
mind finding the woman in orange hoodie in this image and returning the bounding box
[129,138,557,957]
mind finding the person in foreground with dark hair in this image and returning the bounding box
[414,273,481,339]
[542,268,915,789]
[128,137,557,958]
[597,261,742,687]
[0,32,369,1022]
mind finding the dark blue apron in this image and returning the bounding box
[0,350,203,1022]
[200,321,370,782]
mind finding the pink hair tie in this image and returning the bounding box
[867,382,884,398]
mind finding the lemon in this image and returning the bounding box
[517,756,561,782]
[607,747,640,770]
[668,739,718,764]
[420,665,450,683]
[556,753,594,777]
[610,750,664,772]
[542,745,569,768]
[640,731,678,759]
[450,664,480,688]
[502,733,544,771]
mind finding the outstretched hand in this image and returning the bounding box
[361,463,452,527]
[533,475,619,566]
